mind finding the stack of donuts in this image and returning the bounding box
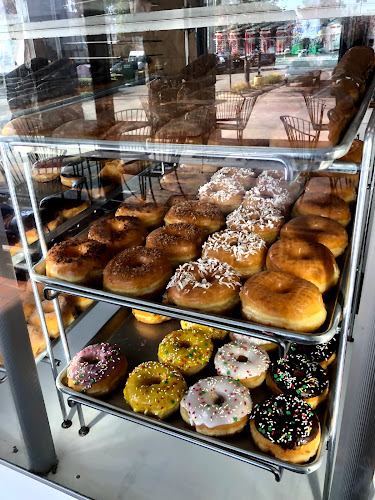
[45,158,356,337]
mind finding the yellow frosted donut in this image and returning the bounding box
[158,329,213,376]
[180,320,228,340]
[124,361,187,419]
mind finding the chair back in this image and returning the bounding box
[303,95,328,131]
[115,108,148,123]
[238,95,258,129]
[215,91,244,121]
[280,115,319,148]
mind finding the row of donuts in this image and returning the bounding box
[66,323,337,464]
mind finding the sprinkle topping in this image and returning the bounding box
[214,341,270,380]
[202,229,266,260]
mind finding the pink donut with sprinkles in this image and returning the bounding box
[67,343,128,397]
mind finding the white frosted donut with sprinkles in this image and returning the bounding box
[215,341,270,388]
[180,375,252,436]
[229,332,278,352]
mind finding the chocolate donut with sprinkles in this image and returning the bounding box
[250,394,321,463]
[289,336,337,370]
[266,353,329,409]
[67,343,128,396]
[180,375,252,436]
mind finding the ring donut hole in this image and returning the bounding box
[236,355,249,363]
[142,375,163,387]
[212,394,226,405]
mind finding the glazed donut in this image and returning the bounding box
[0,324,47,365]
[7,210,63,247]
[67,343,128,396]
[280,215,348,258]
[88,216,147,256]
[229,332,277,352]
[40,196,91,221]
[117,160,148,177]
[124,361,187,419]
[240,271,327,332]
[160,170,209,194]
[46,239,108,284]
[22,293,36,321]
[164,201,225,235]
[158,329,214,376]
[132,309,171,324]
[166,194,197,208]
[198,178,245,214]
[103,246,172,298]
[88,178,115,199]
[211,167,256,190]
[146,223,206,267]
[290,336,337,369]
[99,159,123,184]
[28,296,76,338]
[250,394,321,464]
[32,157,64,183]
[202,229,267,279]
[266,239,339,294]
[60,165,85,187]
[70,296,94,312]
[242,186,292,214]
[165,258,241,314]
[180,320,228,340]
[226,206,285,245]
[180,376,252,436]
[116,199,167,229]
[339,139,363,166]
[292,192,351,227]
[215,341,270,389]
[266,353,329,409]
[305,177,356,204]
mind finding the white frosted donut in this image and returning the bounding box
[214,341,270,388]
[180,375,252,436]
[198,178,245,214]
[229,332,278,352]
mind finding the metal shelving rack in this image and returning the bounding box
[1,103,374,499]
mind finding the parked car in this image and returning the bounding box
[284,59,317,84]
[248,53,276,67]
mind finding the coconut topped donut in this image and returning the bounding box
[243,185,292,213]
[211,167,256,189]
[198,178,245,214]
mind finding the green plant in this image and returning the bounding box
[264,73,283,85]
[78,77,92,88]
[230,82,253,94]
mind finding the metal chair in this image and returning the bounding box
[303,95,328,140]
[280,115,320,149]
[216,94,257,144]
[215,91,244,122]
[115,108,149,125]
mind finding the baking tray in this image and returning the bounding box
[5,74,375,167]
[56,307,339,477]
[0,300,97,375]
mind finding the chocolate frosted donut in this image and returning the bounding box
[266,353,329,409]
[250,394,321,463]
[289,336,337,369]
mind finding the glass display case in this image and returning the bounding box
[1,1,375,499]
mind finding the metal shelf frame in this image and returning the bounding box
[2,95,375,499]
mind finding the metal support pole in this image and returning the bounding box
[0,214,58,473]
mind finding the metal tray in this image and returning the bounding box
[5,74,375,167]
[56,307,339,478]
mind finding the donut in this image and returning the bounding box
[22,293,36,321]
[116,199,167,229]
[46,239,108,284]
[88,216,147,256]
[158,329,214,376]
[292,192,351,228]
[304,177,356,204]
[226,206,285,245]
[88,178,115,199]
[124,361,187,419]
[99,159,123,184]
[214,341,270,388]
[40,196,90,221]
[31,157,64,183]
[242,186,292,214]
[132,309,171,324]
[28,296,76,338]
[179,163,218,174]
[198,178,245,214]
[266,239,340,294]
[7,210,63,247]
[180,320,228,340]
[280,215,348,258]
[70,296,94,312]
[117,160,148,177]
[160,170,209,194]
[240,271,327,332]
[250,394,321,463]
[164,201,225,235]
[202,229,267,279]
[180,376,252,436]
[256,172,302,201]
[266,353,329,409]
[165,258,242,314]
[166,194,197,208]
[310,170,359,189]
[146,223,206,267]
[59,163,86,187]
[229,332,277,352]
[27,325,47,357]
[103,246,172,298]
[211,167,256,190]
[339,138,363,165]
[289,336,337,369]
[67,343,128,396]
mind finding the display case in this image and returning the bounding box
[1,1,375,499]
